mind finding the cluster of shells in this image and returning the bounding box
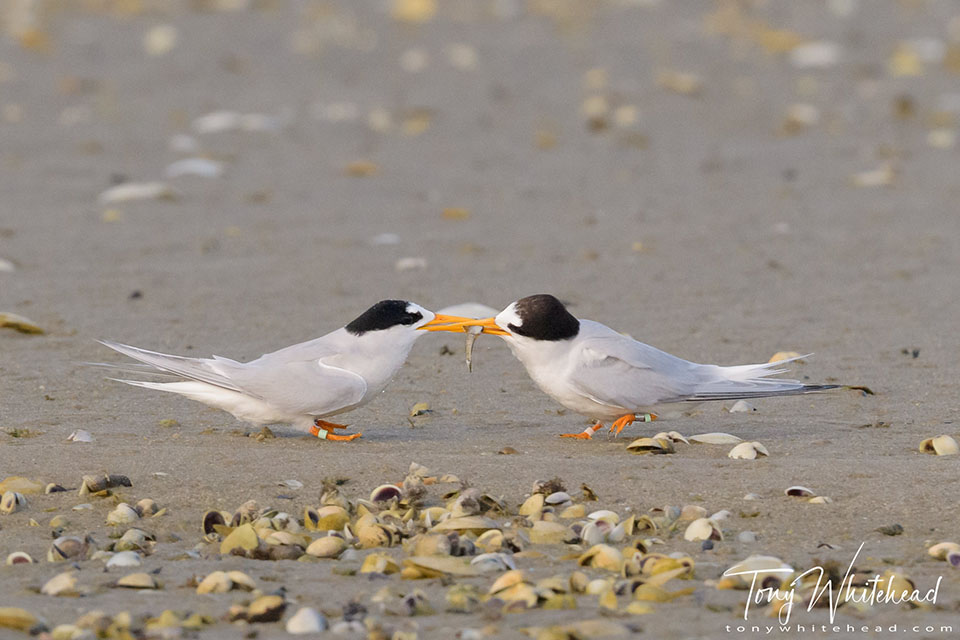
[0,462,949,638]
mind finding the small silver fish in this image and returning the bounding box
[465,325,483,372]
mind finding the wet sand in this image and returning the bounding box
[2,1,959,638]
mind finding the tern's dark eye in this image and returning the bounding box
[401,311,423,326]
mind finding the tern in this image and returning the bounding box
[98,300,471,441]
[429,294,838,439]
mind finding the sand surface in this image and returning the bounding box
[1,1,959,638]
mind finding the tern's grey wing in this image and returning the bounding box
[567,332,701,409]
[222,357,368,417]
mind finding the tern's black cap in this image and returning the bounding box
[508,294,579,341]
[345,300,423,336]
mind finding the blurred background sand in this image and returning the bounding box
[1,1,959,637]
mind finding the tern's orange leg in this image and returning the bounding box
[609,413,657,436]
[311,419,362,442]
[561,421,604,440]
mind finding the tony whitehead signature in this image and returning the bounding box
[724,543,942,624]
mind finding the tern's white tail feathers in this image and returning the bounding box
[98,340,242,392]
[685,354,837,401]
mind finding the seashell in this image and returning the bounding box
[768,351,803,363]
[41,571,79,596]
[48,515,69,529]
[689,432,742,445]
[357,524,395,549]
[246,595,286,623]
[585,578,615,595]
[202,510,227,535]
[445,584,482,613]
[196,571,231,594]
[488,569,527,595]
[544,491,572,505]
[0,491,27,514]
[919,435,960,456]
[678,505,708,522]
[587,510,620,526]
[97,182,177,204]
[106,503,140,525]
[579,522,606,546]
[78,474,131,495]
[370,484,402,503]
[0,312,45,334]
[285,607,328,634]
[559,504,586,519]
[115,528,154,553]
[306,535,347,559]
[45,483,66,494]
[430,515,499,534]
[475,529,504,552]
[518,493,545,517]
[134,499,158,517]
[710,510,732,522]
[683,518,722,542]
[528,520,568,545]
[728,441,769,460]
[808,496,832,504]
[653,431,689,444]
[0,607,40,632]
[305,505,349,532]
[66,430,93,443]
[569,571,590,593]
[785,486,816,497]
[106,551,141,569]
[728,400,756,413]
[165,157,224,179]
[626,437,674,454]
[718,555,792,589]
[48,536,88,562]
[438,473,459,483]
[928,542,960,560]
[470,553,516,573]
[410,533,451,556]
[220,523,260,555]
[5,551,34,565]
[403,555,478,578]
[114,572,158,589]
[578,544,623,572]
[360,552,400,575]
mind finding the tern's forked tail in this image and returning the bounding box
[682,354,839,402]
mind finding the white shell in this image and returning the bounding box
[98,182,176,204]
[928,542,960,560]
[66,430,93,443]
[689,432,743,445]
[106,503,140,525]
[683,518,721,542]
[728,400,756,413]
[723,555,793,586]
[544,491,572,505]
[165,157,224,179]
[784,486,816,497]
[587,510,620,525]
[728,441,769,460]
[41,571,79,596]
[285,607,328,634]
[579,522,606,546]
[470,553,516,573]
[0,491,27,514]
[653,431,689,444]
[919,435,960,456]
[106,551,142,569]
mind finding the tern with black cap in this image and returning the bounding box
[430,294,838,439]
[98,301,472,441]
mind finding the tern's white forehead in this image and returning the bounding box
[406,302,428,316]
[495,302,522,331]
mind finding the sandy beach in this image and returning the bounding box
[2,1,959,638]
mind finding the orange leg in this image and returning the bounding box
[561,421,604,440]
[311,419,362,442]
[609,413,657,436]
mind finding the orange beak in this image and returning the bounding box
[421,316,509,336]
[418,314,482,331]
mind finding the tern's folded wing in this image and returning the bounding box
[568,334,699,408]
[222,358,368,417]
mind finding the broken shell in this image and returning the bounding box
[105,551,142,569]
[370,484,402,503]
[5,551,34,565]
[626,437,674,454]
[653,431,689,444]
[48,536,89,562]
[115,528,154,552]
[45,483,66,494]
[928,542,960,560]
[48,515,69,528]
[66,429,93,443]
[135,499,158,517]
[587,510,620,526]
[106,503,140,525]
[79,474,131,495]
[0,491,26,514]
[470,552,516,573]
[306,536,347,559]
[97,181,176,204]
[719,555,793,589]
[115,572,159,589]
[246,595,286,623]
[728,400,756,413]
[689,432,743,444]
[678,505,708,522]
[285,607,328,634]
[0,312,45,334]
[476,529,504,552]
[41,571,79,596]
[808,496,833,504]
[785,486,816,497]
[919,435,960,456]
[488,569,527,595]
[360,552,400,575]
[403,555,478,578]
[683,518,722,542]
[578,544,623,572]
[728,441,769,460]
[357,524,395,549]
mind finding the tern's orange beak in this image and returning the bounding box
[422,316,509,335]
[418,314,480,331]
